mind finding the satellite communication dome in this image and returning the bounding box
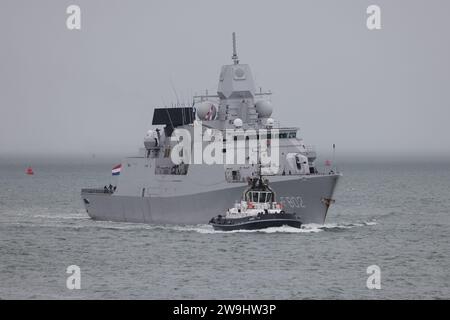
[144,129,159,149]
[265,118,275,128]
[195,101,217,121]
[233,118,243,128]
[255,100,273,118]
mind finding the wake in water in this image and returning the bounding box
[11,210,377,235]
[163,220,378,234]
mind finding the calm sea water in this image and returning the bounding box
[0,159,449,299]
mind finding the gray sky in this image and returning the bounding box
[1,0,449,160]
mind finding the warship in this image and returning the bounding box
[81,33,341,225]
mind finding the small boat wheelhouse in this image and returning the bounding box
[244,190,274,204]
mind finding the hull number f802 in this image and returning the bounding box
[279,196,306,208]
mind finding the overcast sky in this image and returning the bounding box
[0,0,449,161]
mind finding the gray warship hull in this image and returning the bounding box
[82,173,340,225]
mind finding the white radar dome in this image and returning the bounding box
[144,129,159,149]
[233,118,243,128]
[195,101,217,121]
[265,118,275,128]
[255,100,273,118]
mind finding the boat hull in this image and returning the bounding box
[210,218,301,231]
[210,212,301,231]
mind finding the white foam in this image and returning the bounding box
[20,213,377,234]
[169,224,322,234]
[172,220,378,234]
[32,213,89,220]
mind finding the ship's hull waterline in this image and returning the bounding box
[81,174,340,225]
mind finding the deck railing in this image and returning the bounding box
[81,188,113,194]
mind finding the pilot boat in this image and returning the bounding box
[209,169,302,231]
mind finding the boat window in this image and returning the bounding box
[279,133,287,139]
[259,192,265,203]
[267,193,272,202]
[288,132,296,138]
[253,192,259,202]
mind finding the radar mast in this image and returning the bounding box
[232,32,239,65]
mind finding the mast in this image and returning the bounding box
[232,32,239,65]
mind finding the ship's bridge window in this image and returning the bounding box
[246,191,273,203]
[246,192,258,202]
[261,192,273,203]
[277,132,296,139]
[259,192,267,203]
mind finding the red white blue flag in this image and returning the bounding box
[112,164,122,176]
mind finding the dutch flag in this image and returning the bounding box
[112,164,122,176]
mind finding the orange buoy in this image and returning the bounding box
[26,167,34,175]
